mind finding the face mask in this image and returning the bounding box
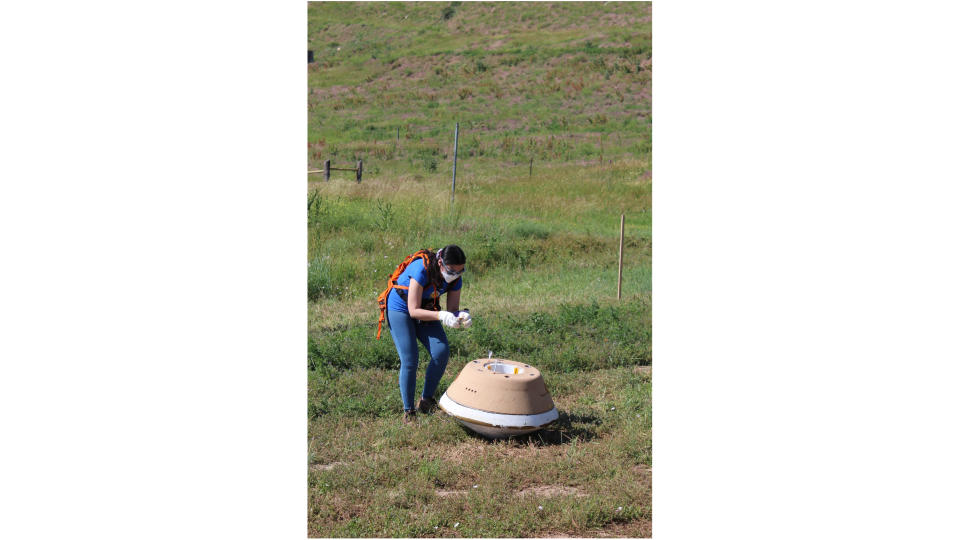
[441,270,458,283]
[437,249,464,282]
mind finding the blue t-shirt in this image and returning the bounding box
[386,258,462,312]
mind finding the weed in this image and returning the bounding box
[307,191,324,226]
[442,2,462,20]
[374,198,395,231]
[307,256,332,301]
[513,221,551,240]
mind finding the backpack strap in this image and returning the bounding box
[376,249,440,339]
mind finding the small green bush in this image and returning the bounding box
[514,222,551,240]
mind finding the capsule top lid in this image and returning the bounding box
[448,358,554,414]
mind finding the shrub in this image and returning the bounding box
[514,222,551,240]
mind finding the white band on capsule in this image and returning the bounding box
[438,393,559,427]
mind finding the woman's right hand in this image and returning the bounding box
[438,311,460,328]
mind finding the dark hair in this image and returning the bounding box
[439,244,466,266]
[424,250,443,290]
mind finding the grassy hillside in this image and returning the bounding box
[308,1,651,179]
[308,2,652,537]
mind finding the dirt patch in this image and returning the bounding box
[597,11,644,28]
[517,485,587,498]
[598,41,633,49]
[391,57,436,82]
[310,461,346,471]
[485,38,507,51]
[435,489,468,497]
[496,118,525,131]
[633,465,652,487]
[311,85,356,99]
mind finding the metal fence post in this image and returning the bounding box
[324,160,330,181]
[451,122,459,206]
[617,214,625,299]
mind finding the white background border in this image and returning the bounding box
[1,2,958,538]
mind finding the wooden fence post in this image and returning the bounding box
[356,159,363,183]
[324,160,330,181]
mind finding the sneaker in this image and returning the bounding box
[403,409,417,424]
[417,396,438,414]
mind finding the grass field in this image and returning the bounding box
[308,2,652,537]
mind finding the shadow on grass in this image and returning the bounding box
[455,409,602,446]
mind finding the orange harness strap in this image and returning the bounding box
[376,250,440,339]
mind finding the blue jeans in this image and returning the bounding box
[386,309,450,411]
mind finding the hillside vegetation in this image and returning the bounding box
[308,2,652,537]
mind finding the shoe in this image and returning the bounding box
[403,409,417,424]
[417,396,438,414]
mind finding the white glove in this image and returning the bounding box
[438,310,460,328]
[456,310,472,328]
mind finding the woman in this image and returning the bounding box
[383,245,471,424]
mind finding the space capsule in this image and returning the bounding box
[438,358,559,438]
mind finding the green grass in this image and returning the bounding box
[309,366,652,538]
[308,2,651,537]
[307,1,652,177]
